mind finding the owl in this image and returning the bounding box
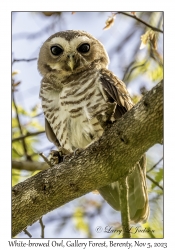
[38,30,149,223]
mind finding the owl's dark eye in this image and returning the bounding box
[77,43,90,53]
[51,46,63,56]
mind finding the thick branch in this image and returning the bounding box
[12,81,163,237]
[12,160,163,190]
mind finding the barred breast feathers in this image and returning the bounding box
[40,69,111,152]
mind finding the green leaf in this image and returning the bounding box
[72,207,91,236]
[155,168,163,183]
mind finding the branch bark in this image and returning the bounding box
[12,81,163,237]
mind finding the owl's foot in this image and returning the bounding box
[74,148,84,156]
[48,150,64,167]
[63,148,84,162]
[47,148,84,165]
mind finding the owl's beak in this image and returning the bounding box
[67,54,75,71]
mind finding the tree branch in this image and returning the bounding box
[12,81,163,237]
[116,12,163,33]
[147,157,163,173]
[12,58,37,64]
[12,130,45,142]
[12,160,49,171]
[23,228,32,238]
[39,217,45,238]
[146,174,163,190]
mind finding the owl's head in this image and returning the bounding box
[38,30,109,76]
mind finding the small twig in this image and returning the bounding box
[147,157,163,173]
[32,112,43,118]
[30,145,56,157]
[116,12,163,33]
[12,130,45,142]
[123,60,148,83]
[39,152,52,167]
[146,174,163,190]
[39,217,45,238]
[119,177,131,238]
[12,57,37,64]
[23,228,32,238]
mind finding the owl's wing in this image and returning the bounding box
[45,118,61,148]
[98,68,149,223]
[100,68,133,117]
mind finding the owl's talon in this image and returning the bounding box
[62,149,83,162]
[74,148,83,156]
[63,154,70,162]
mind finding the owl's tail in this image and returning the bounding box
[98,155,149,223]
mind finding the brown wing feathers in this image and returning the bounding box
[100,69,133,118]
[99,69,149,223]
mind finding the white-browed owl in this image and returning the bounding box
[38,30,149,223]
